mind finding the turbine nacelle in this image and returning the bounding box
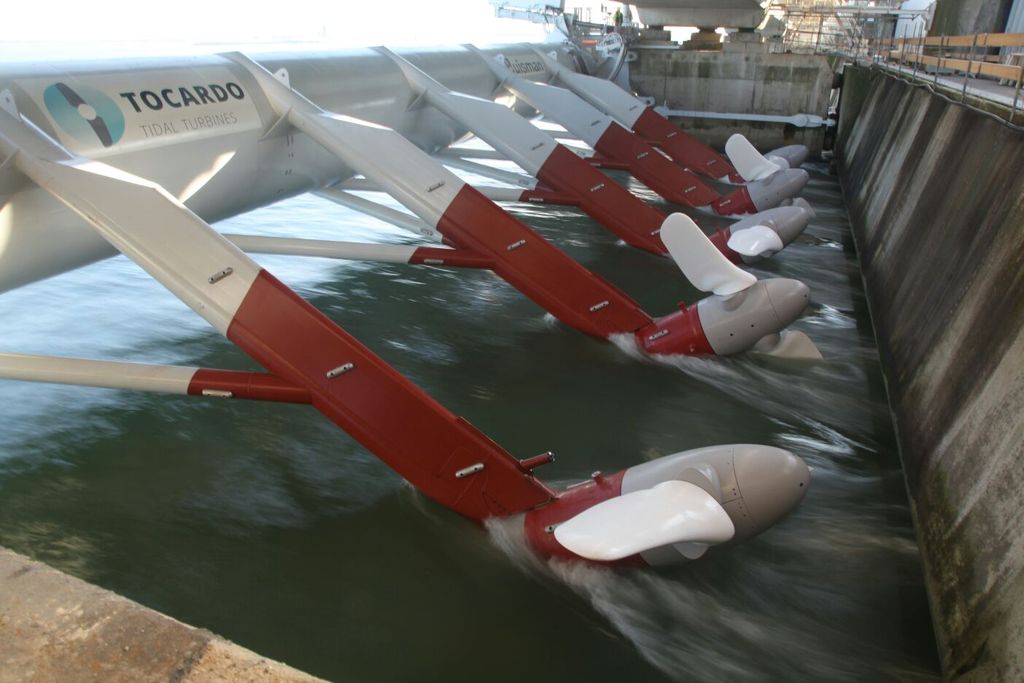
[767,143,810,169]
[523,444,811,566]
[705,204,812,263]
[721,135,812,214]
[696,278,811,355]
[745,167,811,212]
[636,214,821,360]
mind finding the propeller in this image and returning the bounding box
[660,213,755,295]
[727,224,784,258]
[752,330,824,361]
[554,480,735,561]
[781,196,817,219]
[659,213,823,360]
[724,133,789,182]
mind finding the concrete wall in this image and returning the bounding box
[834,66,872,160]
[630,46,833,153]
[931,0,1014,36]
[839,66,1024,681]
[0,547,322,682]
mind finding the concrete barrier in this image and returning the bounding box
[839,65,1024,681]
[0,547,323,682]
[631,46,833,154]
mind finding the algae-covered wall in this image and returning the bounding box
[630,48,833,153]
[839,66,1024,681]
[931,0,1013,36]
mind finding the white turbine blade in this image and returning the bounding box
[727,225,784,257]
[790,197,817,219]
[674,542,710,560]
[554,481,735,562]
[660,213,756,295]
[725,134,788,182]
[752,330,823,361]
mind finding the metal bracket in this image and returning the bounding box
[326,362,355,379]
[455,463,485,479]
[0,89,18,118]
[259,107,294,141]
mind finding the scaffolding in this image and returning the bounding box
[768,1,929,57]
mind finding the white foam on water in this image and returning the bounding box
[486,511,935,682]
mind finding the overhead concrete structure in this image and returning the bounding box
[633,0,765,29]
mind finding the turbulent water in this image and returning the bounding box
[0,163,939,681]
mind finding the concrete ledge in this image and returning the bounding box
[0,547,324,682]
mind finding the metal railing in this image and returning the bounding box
[875,32,1024,118]
[766,0,924,56]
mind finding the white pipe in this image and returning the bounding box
[339,177,525,203]
[315,188,439,239]
[433,154,537,187]
[475,186,528,201]
[652,107,833,128]
[441,147,508,160]
[339,177,382,191]
[0,353,197,394]
[224,234,424,263]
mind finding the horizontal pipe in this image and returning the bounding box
[315,188,439,238]
[0,353,197,394]
[434,154,537,187]
[443,147,508,160]
[338,177,381,192]
[652,108,831,129]
[225,234,492,269]
[0,352,311,403]
[341,176,525,203]
[225,234,422,263]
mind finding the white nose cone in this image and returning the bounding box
[763,278,811,324]
[729,445,811,539]
[696,278,810,355]
[765,278,811,323]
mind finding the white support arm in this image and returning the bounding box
[0,353,197,394]
[315,186,440,239]
[223,51,467,229]
[0,108,262,337]
[432,153,537,187]
[225,234,423,263]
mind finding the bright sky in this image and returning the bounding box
[0,0,551,59]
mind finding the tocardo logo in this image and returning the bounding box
[43,82,125,148]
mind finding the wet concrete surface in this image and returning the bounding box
[0,546,322,682]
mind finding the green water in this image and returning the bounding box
[0,164,940,681]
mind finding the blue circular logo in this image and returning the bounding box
[43,82,125,148]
